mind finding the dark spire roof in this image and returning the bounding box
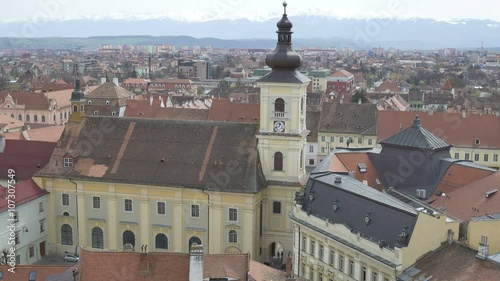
[257,2,309,84]
[380,115,451,151]
[264,1,302,70]
[70,79,85,102]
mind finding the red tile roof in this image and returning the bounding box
[0,140,57,180]
[249,260,286,281]
[336,152,385,191]
[124,99,209,121]
[403,243,500,280]
[377,111,500,149]
[208,99,260,123]
[0,179,48,212]
[0,265,72,281]
[430,172,500,221]
[331,70,354,78]
[79,248,249,281]
[430,163,495,202]
[442,79,453,90]
[0,92,50,110]
[374,80,401,93]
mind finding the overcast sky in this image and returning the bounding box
[2,0,500,23]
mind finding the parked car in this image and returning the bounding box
[64,253,79,262]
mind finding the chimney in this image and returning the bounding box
[101,77,106,85]
[447,229,454,245]
[476,235,489,260]
[334,176,342,184]
[113,78,119,87]
[189,243,204,281]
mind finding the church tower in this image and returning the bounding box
[70,79,86,122]
[257,1,310,185]
[257,2,310,263]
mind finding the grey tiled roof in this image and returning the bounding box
[318,102,378,135]
[298,173,418,249]
[256,69,310,84]
[380,116,451,150]
[37,117,266,193]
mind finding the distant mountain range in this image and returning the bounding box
[1,16,499,50]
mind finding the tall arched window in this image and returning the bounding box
[92,227,104,249]
[123,230,135,248]
[274,152,283,171]
[155,233,168,250]
[41,115,46,122]
[73,105,78,112]
[64,112,67,119]
[18,114,22,121]
[229,230,238,243]
[34,115,38,122]
[25,115,30,122]
[275,98,285,112]
[61,224,73,245]
[80,105,84,112]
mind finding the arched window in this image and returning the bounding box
[123,230,135,248]
[155,233,168,250]
[63,212,70,216]
[229,230,238,243]
[60,112,63,120]
[25,115,30,122]
[34,115,38,122]
[18,114,22,121]
[274,152,283,171]
[188,236,202,251]
[73,105,78,113]
[92,227,104,249]
[105,101,110,105]
[64,112,67,119]
[53,115,56,122]
[41,115,46,122]
[80,105,84,112]
[88,100,92,104]
[274,98,285,112]
[61,224,73,245]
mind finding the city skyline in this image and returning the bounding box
[2,0,500,23]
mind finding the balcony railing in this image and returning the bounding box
[274,112,286,118]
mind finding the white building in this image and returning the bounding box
[0,180,49,265]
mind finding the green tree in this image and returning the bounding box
[352,89,368,103]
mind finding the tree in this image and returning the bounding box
[352,89,368,103]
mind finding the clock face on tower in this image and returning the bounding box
[274,121,285,132]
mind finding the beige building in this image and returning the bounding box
[33,4,310,267]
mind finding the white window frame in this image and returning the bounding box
[40,219,45,233]
[124,198,133,212]
[157,201,166,215]
[191,204,200,218]
[63,158,73,167]
[228,208,238,222]
[62,193,70,206]
[92,196,101,209]
[228,230,238,243]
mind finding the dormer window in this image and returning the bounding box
[64,158,73,167]
[475,139,480,145]
[93,111,98,115]
[88,100,92,104]
[112,111,116,116]
[357,163,367,173]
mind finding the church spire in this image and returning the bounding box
[264,1,302,70]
